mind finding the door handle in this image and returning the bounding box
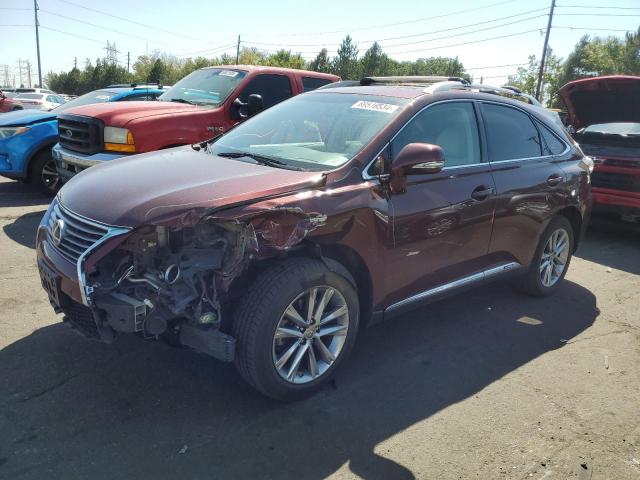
[547,174,563,187]
[471,185,495,201]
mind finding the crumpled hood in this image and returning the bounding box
[558,75,640,129]
[0,109,55,126]
[60,100,209,128]
[58,146,324,227]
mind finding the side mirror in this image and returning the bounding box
[247,94,264,116]
[230,97,247,120]
[390,143,445,194]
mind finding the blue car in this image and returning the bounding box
[0,85,166,195]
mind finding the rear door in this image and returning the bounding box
[479,102,567,267]
[386,100,497,307]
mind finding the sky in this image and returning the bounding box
[0,0,638,88]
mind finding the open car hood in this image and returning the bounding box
[558,76,640,130]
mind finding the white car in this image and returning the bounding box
[15,93,66,111]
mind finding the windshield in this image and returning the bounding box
[210,92,408,171]
[2,91,18,98]
[159,68,246,107]
[17,93,45,100]
[581,122,640,136]
[53,90,118,112]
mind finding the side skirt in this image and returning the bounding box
[377,262,525,322]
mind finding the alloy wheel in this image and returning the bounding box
[41,159,60,193]
[540,228,570,287]
[272,286,349,384]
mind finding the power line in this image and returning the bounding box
[555,13,640,16]
[466,62,528,70]
[50,0,202,42]
[244,7,549,47]
[556,4,640,9]
[250,0,520,37]
[176,43,238,57]
[553,26,639,31]
[39,9,177,47]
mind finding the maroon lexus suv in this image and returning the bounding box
[36,77,593,400]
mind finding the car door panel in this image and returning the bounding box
[385,101,496,307]
[480,102,567,267]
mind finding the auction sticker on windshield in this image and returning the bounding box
[219,70,239,77]
[351,100,399,113]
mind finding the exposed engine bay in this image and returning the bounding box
[88,222,254,361]
[82,208,327,361]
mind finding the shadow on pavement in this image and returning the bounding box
[0,279,598,479]
[0,179,51,208]
[576,214,640,276]
[2,210,46,249]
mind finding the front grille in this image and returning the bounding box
[591,171,640,193]
[48,202,109,263]
[62,301,100,339]
[58,114,103,154]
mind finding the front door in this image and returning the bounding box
[386,101,496,307]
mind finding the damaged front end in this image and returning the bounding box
[75,206,327,362]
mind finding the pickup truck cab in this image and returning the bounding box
[53,66,339,182]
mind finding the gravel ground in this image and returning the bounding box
[0,176,638,480]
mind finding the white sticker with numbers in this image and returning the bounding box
[351,100,398,113]
[219,70,239,77]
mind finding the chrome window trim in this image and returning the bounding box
[362,98,573,180]
[385,262,521,313]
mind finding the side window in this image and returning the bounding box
[46,95,56,102]
[302,77,332,92]
[123,94,152,101]
[239,74,293,108]
[537,121,566,155]
[392,102,481,167]
[482,103,542,161]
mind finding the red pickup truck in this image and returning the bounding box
[559,76,640,223]
[53,65,339,182]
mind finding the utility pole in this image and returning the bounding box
[535,0,555,102]
[73,57,77,69]
[26,60,32,88]
[34,0,42,87]
[127,51,130,72]
[18,59,23,87]
[480,76,484,85]
[235,35,241,65]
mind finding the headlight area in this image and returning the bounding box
[0,126,30,139]
[86,222,252,361]
[103,126,136,153]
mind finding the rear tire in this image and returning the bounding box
[29,150,60,196]
[232,257,359,401]
[516,216,574,296]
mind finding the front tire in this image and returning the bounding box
[516,216,574,296]
[232,258,360,401]
[29,150,60,196]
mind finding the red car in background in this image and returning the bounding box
[559,75,640,222]
[0,91,24,113]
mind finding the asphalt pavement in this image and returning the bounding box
[0,176,639,479]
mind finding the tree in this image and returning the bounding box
[507,49,562,106]
[360,42,390,77]
[147,59,165,84]
[268,49,305,69]
[309,48,330,73]
[333,35,359,79]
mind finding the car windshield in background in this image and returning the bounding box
[3,92,18,98]
[210,92,408,171]
[53,90,118,112]
[582,122,640,136]
[17,93,45,100]
[159,68,247,107]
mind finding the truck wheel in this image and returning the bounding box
[29,150,60,196]
[516,216,574,297]
[232,257,359,401]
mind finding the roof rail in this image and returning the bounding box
[360,76,470,86]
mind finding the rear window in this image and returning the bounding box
[537,122,566,155]
[302,77,333,92]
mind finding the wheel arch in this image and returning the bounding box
[555,206,582,252]
[26,141,57,178]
